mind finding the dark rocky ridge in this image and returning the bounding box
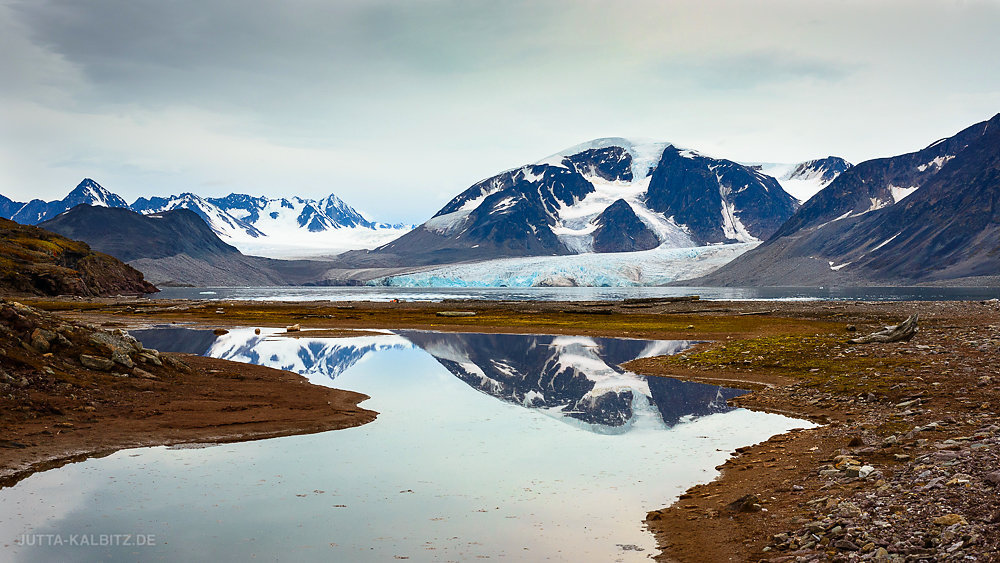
[646,147,799,244]
[592,199,660,253]
[39,206,338,287]
[562,146,633,182]
[0,217,156,297]
[694,113,1000,285]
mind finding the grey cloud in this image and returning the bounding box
[658,51,854,91]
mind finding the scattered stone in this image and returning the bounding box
[79,354,115,371]
[933,514,967,526]
[139,352,162,366]
[725,494,763,513]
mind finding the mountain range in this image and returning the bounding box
[339,139,816,268]
[6,113,999,287]
[694,113,1000,286]
[38,206,342,286]
[0,180,410,258]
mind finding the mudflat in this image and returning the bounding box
[5,296,999,561]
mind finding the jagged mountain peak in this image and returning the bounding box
[65,178,129,208]
[783,157,853,183]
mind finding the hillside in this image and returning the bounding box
[0,217,157,296]
[39,206,340,287]
[694,114,1000,286]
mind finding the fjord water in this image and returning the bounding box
[153,285,1000,302]
[0,329,812,562]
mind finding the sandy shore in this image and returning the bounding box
[6,296,1000,561]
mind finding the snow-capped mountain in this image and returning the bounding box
[129,192,410,257]
[131,192,266,239]
[3,178,130,225]
[0,179,412,258]
[753,157,853,202]
[206,329,411,383]
[400,331,743,430]
[351,138,799,267]
[696,113,1000,285]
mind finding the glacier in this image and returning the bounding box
[373,242,758,287]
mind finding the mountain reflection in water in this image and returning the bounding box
[132,327,747,432]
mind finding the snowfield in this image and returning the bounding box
[373,242,758,287]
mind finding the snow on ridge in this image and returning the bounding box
[536,137,677,180]
[749,160,849,203]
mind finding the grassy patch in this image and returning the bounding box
[663,334,914,395]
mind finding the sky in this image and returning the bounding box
[2,0,999,224]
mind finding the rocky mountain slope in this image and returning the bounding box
[39,206,339,287]
[694,114,1000,286]
[0,217,157,296]
[341,138,800,267]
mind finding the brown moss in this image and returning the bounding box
[655,333,913,394]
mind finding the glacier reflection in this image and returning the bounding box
[134,327,746,432]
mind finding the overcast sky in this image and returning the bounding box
[2,0,999,223]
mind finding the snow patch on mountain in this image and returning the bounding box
[917,155,954,172]
[889,185,919,203]
[374,242,757,287]
[537,137,674,178]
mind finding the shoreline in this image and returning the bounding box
[5,296,999,560]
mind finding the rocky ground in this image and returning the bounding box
[631,299,1000,562]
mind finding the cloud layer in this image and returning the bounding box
[3,0,999,222]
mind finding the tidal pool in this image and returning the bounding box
[0,329,812,562]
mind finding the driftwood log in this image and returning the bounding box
[848,314,918,344]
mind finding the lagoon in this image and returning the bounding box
[1,329,811,562]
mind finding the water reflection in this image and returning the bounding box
[134,327,746,432]
[2,328,814,562]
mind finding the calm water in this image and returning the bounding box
[0,329,812,562]
[153,285,1000,302]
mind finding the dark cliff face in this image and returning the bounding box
[645,147,798,244]
[693,113,1000,286]
[562,146,633,182]
[592,199,659,253]
[40,205,240,262]
[0,217,157,296]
